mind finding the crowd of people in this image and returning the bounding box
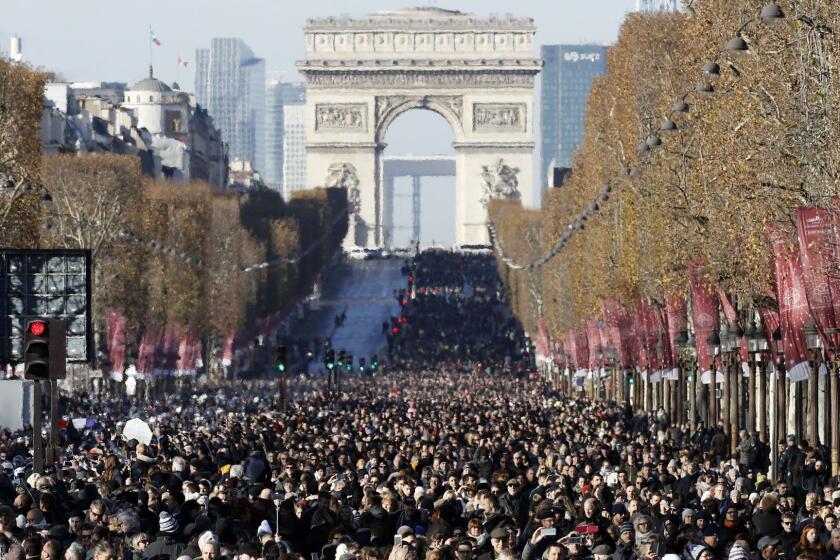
[0,251,836,560]
[389,252,530,373]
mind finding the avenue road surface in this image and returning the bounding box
[297,257,404,373]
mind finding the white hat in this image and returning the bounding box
[198,531,218,550]
[257,520,272,537]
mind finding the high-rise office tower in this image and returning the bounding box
[195,38,265,173]
[265,81,305,190]
[540,44,608,188]
[282,100,307,199]
[635,0,681,11]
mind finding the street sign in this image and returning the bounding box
[0,249,92,363]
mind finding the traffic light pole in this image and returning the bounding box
[47,379,59,466]
[32,381,44,474]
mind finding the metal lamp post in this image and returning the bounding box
[804,319,822,446]
[825,327,840,475]
[720,323,734,449]
[707,329,721,427]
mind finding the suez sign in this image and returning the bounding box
[563,51,602,63]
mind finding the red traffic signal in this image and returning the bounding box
[391,326,399,335]
[24,318,66,380]
[29,320,47,336]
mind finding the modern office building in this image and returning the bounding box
[264,81,305,190]
[635,0,681,11]
[540,44,608,188]
[195,38,265,173]
[282,100,307,198]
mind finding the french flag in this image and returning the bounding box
[150,29,161,46]
[177,56,189,68]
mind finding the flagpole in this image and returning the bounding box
[149,24,153,75]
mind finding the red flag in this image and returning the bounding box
[796,207,840,352]
[767,223,812,382]
[136,326,157,377]
[162,324,180,374]
[586,319,602,368]
[758,307,781,358]
[665,295,686,374]
[535,317,551,362]
[574,327,590,371]
[222,331,234,366]
[689,262,722,384]
[718,290,750,363]
[604,300,636,368]
[106,309,127,375]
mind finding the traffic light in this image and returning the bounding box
[24,318,66,380]
[628,373,635,385]
[358,357,366,372]
[325,349,335,370]
[344,354,353,372]
[274,346,287,373]
[370,355,378,372]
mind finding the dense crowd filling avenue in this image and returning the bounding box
[0,252,836,560]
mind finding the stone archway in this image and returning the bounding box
[298,7,541,248]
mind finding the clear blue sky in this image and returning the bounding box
[1,0,635,86]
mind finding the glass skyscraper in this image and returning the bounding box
[635,0,680,11]
[282,102,307,199]
[540,44,608,189]
[195,38,265,174]
[265,81,305,190]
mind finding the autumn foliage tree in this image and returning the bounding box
[40,154,348,362]
[492,0,840,341]
[0,59,46,248]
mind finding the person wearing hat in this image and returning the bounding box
[612,521,635,560]
[592,544,614,560]
[500,478,529,527]
[395,497,427,531]
[478,526,510,560]
[758,536,781,560]
[143,511,185,560]
[610,503,628,530]
[702,524,721,557]
[688,543,713,560]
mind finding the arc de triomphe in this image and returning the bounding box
[297,7,541,248]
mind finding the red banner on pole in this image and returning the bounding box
[796,207,840,352]
[574,327,590,371]
[604,300,637,369]
[136,326,157,377]
[718,290,750,363]
[665,295,686,373]
[106,309,127,375]
[767,224,812,382]
[689,262,721,384]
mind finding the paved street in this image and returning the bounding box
[296,257,404,371]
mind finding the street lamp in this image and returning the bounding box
[804,319,822,351]
[719,324,733,354]
[760,3,785,23]
[702,62,721,77]
[745,321,760,353]
[725,36,749,52]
